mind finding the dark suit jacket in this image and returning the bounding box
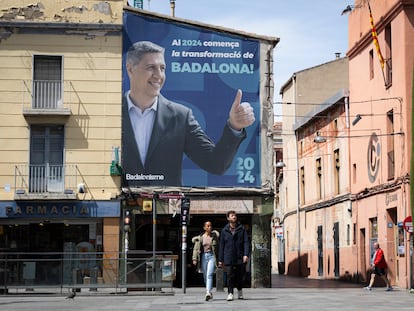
[122,94,246,186]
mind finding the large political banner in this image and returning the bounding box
[122,11,261,187]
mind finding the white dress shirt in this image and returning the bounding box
[126,90,157,165]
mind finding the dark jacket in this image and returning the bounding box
[122,94,246,187]
[218,222,249,266]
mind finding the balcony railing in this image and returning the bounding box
[33,80,62,109]
[14,164,78,199]
[22,80,72,115]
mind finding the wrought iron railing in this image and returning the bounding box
[14,164,77,194]
[22,80,73,111]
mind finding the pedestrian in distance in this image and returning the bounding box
[192,221,220,301]
[364,242,393,291]
[122,40,255,187]
[218,210,250,301]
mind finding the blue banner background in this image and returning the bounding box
[122,12,261,187]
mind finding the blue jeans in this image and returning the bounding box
[201,252,216,292]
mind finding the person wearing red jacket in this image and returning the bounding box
[364,242,393,291]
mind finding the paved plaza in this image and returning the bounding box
[0,287,413,311]
[1,276,413,310]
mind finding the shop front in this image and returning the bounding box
[0,200,120,288]
[122,194,271,288]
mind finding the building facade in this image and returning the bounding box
[277,0,414,289]
[278,57,350,278]
[0,1,279,289]
[0,0,124,287]
[346,0,413,289]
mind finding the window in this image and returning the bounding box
[33,55,63,109]
[334,149,340,194]
[352,163,357,184]
[369,49,374,80]
[300,166,305,205]
[29,125,64,192]
[353,223,356,245]
[386,110,395,180]
[385,24,392,86]
[369,217,378,258]
[370,217,378,238]
[316,158,322,200]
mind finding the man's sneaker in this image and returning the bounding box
[386,287,393,291]
[205,292,213,301]
[226,293,234,301]
[364,286,372,291]
[238,289,243,299]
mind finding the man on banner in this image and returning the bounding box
[122,41,255,187]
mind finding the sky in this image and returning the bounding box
[133,0,350,117]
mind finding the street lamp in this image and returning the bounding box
[341,4,362,16]
[276,160,286,168]
[352,114,362,126]
[314,134,326,144]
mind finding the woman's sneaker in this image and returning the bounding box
[226,293,234,301]
[205,292,213,301]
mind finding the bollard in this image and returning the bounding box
[90,267,98,291]
[215,267,224,291]
[72,268,81,292]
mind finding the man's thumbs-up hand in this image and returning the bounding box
[228,89,255,131]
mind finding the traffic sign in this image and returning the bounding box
[403,216,412,233]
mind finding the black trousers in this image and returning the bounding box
[225,264,244,294]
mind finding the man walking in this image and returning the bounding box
[218,210,250,301]
[364,242,393,291]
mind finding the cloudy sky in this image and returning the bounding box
[133,0,350,115]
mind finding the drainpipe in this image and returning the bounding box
[295,130,301,276]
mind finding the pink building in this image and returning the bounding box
[277,1,413,289]
[347,0,414,289]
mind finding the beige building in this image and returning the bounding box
[0,1,279,289]
[0,1,124,287]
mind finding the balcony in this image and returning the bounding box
[14,164,78,200]
[22,80,72,122]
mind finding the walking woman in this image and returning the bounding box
[192,221,219,301]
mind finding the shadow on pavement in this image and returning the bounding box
[272,274,361,288]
